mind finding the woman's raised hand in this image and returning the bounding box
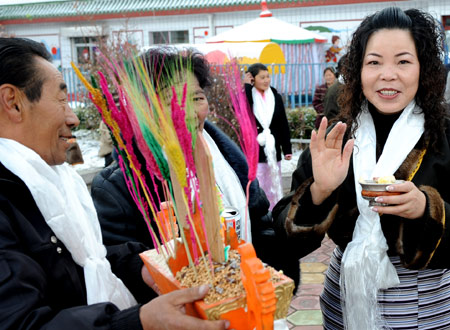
[309,117,354,205]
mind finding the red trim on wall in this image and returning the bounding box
[0,0,407,25]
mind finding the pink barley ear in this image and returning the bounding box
[222,60,260,240]
[222,61,259,182]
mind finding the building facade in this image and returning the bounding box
[1,0,449,106]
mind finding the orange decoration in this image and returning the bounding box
[238,243,277,330]
[140,239,294,330]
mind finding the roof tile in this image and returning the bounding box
[0,0,352,21]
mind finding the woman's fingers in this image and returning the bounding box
[334,123,348,150]
[325,122,347,150]
[315,116,328,151]
[310,129,317,154]
[311,120,352,165]
[371,182,426,219]
[341,138,354,164]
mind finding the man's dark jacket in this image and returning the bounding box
[0,162,156,330]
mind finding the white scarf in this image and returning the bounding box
[203,129,251,242]
[0,138,137,310]
[341,101,424,329]
[252,86,282,202]
[252,87,275,131]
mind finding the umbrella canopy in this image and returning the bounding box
[206,2,326,45]
[194,42,284,62]
[192,42,286,73]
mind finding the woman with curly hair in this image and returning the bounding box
[273,7,450,329]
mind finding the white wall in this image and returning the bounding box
[4,0,449,68]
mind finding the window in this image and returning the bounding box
[150,30,189,44]
[152,31,169,44]
[170,30,189,44]
[72,36,105,69]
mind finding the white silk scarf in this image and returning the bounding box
[203,129,251,242]
[0,138,137,310]
[341,100,424,329]
[252,86,282,203]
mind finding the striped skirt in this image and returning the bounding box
[320,247,450,329]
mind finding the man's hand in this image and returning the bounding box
[139,285,230,330]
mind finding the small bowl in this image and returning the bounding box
[359,179,405,206]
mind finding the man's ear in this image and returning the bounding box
[0,84,25,122]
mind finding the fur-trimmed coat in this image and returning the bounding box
[273,117,450,270]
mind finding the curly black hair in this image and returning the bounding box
[338,7,447,150]
[140,46,211,91]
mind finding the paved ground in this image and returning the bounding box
[279,151,337,328]
[286,236,336,329]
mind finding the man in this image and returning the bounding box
[0,37,228,330]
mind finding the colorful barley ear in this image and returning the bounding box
[222,60,259,240]
[73,45,295,328]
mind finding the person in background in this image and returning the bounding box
[244,63,292,211]
[273,7,450,329]
[312,66,336,129]
[0,37,228,330]
[323,54,347,124]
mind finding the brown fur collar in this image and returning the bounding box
[285,177,338,237]
[284,145,431,244]
[394,148,423,180]
[399,185,445,269]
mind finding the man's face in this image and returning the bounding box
[21,57,80,165]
